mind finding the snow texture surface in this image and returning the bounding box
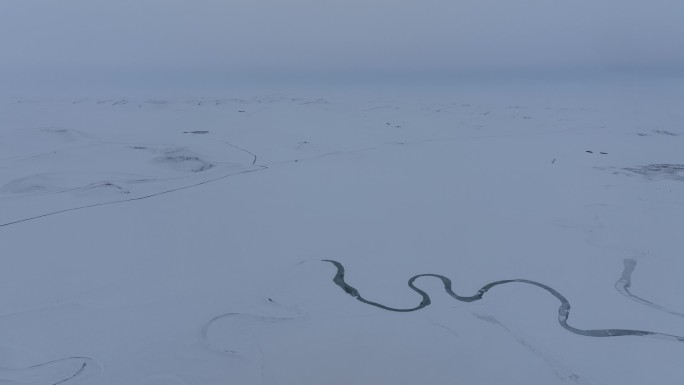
[2,79,684,385]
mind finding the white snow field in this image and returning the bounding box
[2,78,684,385]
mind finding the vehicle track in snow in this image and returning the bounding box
[0,356,98,385]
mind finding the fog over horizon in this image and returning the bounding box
[4,3,684,385]
[2,0,683,86]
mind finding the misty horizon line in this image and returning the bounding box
[4,65,684,88]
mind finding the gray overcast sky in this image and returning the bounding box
[1,0,683,74]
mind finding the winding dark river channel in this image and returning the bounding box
[324,259,684,342]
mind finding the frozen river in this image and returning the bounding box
[2,79,684,384]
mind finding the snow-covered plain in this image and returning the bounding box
[2,78,684,385]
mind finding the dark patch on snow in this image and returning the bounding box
[654,130,678,136]
[154,149,213,173]
[622,164,684,181]
[637,130,679,137]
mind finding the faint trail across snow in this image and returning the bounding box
[200,298,302,356]
[0,167,265,228]
[0,356,99,385]
[201,298,302,385]
[324,260,684,342]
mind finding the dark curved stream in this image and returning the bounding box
[616,259,684,319]
[323,260,684,342]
